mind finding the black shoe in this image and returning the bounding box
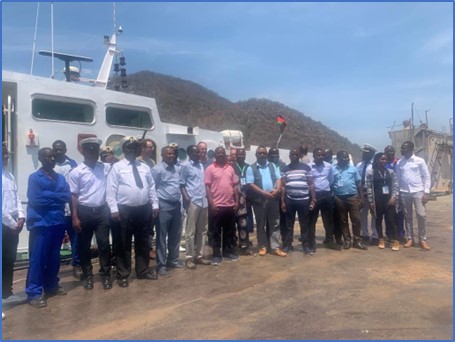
[328,242,342,251]
[83,278,94,290]
[117,278,129,288]
[102,277,113,290]
[137,272,158,280]
[28,296,47,308]
[282,245,294,253]
[166,261,184,269]
[343,240,352,250]
[370,238,379,246]
[353,240,368,250]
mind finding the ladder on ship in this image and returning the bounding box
[428,140,448,190]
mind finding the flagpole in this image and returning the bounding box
[276,133,283,148]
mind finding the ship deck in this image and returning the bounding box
[1,195,453,340]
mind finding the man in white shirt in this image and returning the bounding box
[2,143,26,305]
[107,137,159,287]
[68,138,113,291]
[396,141,432,250]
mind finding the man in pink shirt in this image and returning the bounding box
[205,147,239,265]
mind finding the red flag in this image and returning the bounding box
[277,115,287,132]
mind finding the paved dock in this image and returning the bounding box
[1,195,453,340]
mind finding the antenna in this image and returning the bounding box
[51,2,55,79]
[30,2,40,75]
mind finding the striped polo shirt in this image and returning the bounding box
[282,162,312,201]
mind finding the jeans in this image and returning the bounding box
[156,205,182,270]
[374,195,399,241]
[400,191,427,242]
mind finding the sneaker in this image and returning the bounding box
[378,238,385,249]
[391,240,400,251]
[282,245,294,254]
[258,247,267,256]
[158,268,171,278]
[224,253,240,262]
[302,246,312,255]
[73,266,82,279]
[211,256,222,266]
[28,296,47,309]
[2,294,27,305]
[185,258,196,269]
[195,257,212,265]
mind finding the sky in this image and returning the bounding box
[2,1,453,150]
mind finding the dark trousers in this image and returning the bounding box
[284,198,310,248]
[210,207,236,257]
[77,204,111,279]
[25,225,65,299]
[156,205,182,270]
[308,191,335,245]
[2,225,19,298]
[374,195,399,241]
[334,194,361,241]
[279,210,287,246]
[115,203,151,279]
[64,216,80,267]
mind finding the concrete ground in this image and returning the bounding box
[1,195,453,340]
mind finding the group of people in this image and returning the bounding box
[2,137,432,313]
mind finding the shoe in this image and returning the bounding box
[302,246,312,255]
[149,250,156,260]
[179,245,186,252]
[420,241,431,250]
[310,247,316,255]
[83,277,94,290]
[360,236,369,244]
[2,312,5,320]
[211,256,222,266]
[378,238,385,249]
[258,247,267,256]
[28,296,47,308]
[102,277,113,290]
[158,268,171,278]
[185,258,197,269]
[166,261,184,269]
[391,240,400,251]
[117,278,129,288]
[223,253,240,261]
[403,239,414,248]
[2,294,27,305]
[370,238,379,246]
[328,242,342,251]
[195,257,212,265]
[343,240,352,250]
[353,240,368,250]
[73,266,82,279]
[273,248,287,257]
[46,285,67,298]
[137,271,158,280]
[282,245,294,253]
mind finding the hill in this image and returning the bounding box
[109,70,362,159]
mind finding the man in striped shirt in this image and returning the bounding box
[281,147,316,254]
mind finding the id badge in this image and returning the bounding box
[382,186,390,195]
[337,179,343,187]
[240,177,246,186]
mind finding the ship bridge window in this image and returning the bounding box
[106,106,153,129]
[32,98,94,123]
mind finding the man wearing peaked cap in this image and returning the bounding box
[79,137,102,147]
[356,143,378,246]
[120,136,141,151]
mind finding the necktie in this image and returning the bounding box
[132,162,143,189]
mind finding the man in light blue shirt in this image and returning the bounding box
[180,145,211,268]
[246,146,287,257]
[332,151,367,250]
